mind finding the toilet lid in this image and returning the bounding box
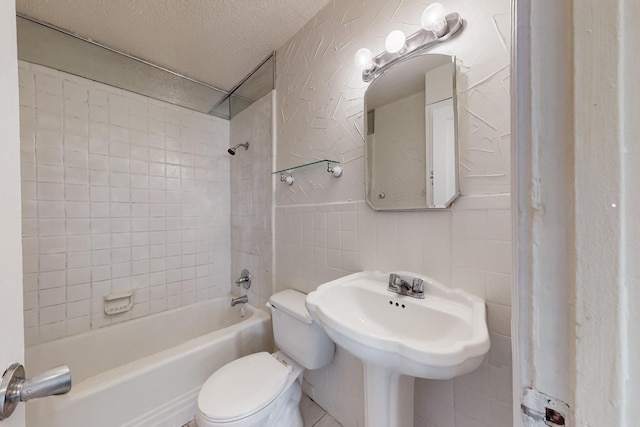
[198,352,289,423]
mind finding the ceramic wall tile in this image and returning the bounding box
[19,61,231,345]
[229,92,274,310]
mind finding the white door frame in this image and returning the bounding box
[512,0,575,422]
[0,1,26,426]
[512,0,639,425]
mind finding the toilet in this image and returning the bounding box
[196,289,335,427]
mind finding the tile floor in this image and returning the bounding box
[181,393,341,427]
[300,394,342,426]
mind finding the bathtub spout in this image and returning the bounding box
[231,295,248,307]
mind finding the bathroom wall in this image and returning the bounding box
[275,0,510,205]
[229,92,275,309]
[273,0,512,426]
[18,61,231,345]
[276,196,511,426]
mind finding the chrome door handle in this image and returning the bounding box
[0,363,71,420]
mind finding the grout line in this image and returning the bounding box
[312,413,327,426]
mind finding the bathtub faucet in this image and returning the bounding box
[231,295,248,307]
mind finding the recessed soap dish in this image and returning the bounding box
[104,291,134,315]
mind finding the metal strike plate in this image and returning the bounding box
[521,387,569,426]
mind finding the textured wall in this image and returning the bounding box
[276,0,510,206]
[229,92,275,310]
[273,0,512,426]
[19,61,231,345]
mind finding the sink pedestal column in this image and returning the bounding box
[363,362,415,427]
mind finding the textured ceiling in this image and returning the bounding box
[15,0,332,91]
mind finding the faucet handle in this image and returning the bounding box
[235,269,252,289]
[411,278,424,294]
[388,273,400,288]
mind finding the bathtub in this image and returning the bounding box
[25,297,272,427]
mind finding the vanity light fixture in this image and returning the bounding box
[421,3,448,37]
[354,48,375,70]
[354,2,463,82]
[384,30,407,54]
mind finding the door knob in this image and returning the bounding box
[0,363,71,420]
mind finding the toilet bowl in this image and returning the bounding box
[196,352,303,427]
[196,290,335,427]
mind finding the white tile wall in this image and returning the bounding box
[19,61,231,345]
[275,196,512,426]
[229,92,274,309]
[276,202,452,293]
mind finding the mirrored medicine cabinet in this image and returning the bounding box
[364,53,459,210]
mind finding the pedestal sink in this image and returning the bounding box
[305,271,490,427]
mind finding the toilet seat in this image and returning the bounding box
[197,352,290,423]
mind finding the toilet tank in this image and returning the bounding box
[268,290,334,370]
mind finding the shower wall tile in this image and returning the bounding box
[229,93,274,310]
[19,61,231,345]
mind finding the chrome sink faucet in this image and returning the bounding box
[388,273,425,299]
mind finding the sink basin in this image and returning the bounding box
[306,271,489,379]
[306,271,490,427]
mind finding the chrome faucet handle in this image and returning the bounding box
[388,273,400,289]
[389,273,399,286]
[235,269,252,289]
[411,278,424,295]
[387,273,425,299]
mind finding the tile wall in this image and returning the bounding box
[229,92,274,309]
[275,195,512,426]
[18,61,231,345]
[271,0,513,424]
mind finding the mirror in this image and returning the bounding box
[365,54,459,210]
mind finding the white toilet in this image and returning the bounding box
[196,289,335,427]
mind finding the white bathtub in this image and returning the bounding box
[25,297,272,427]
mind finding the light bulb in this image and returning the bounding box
[354,48,374,70]
[385,30,406,54]
[421,3,448,37]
